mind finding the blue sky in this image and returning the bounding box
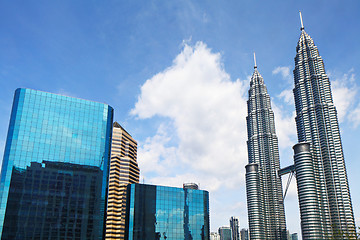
[1,0,360,237]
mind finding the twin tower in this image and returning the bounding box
[245,13,356,239]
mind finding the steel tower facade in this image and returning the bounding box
[245,59,287,240]
[292,13,356,238]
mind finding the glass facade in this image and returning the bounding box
[125,183,210,240]
[0,88,113,239]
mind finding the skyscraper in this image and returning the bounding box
[218,226,231,240]
[290,233,298,240]
[125,183,210,240]
[106,122,139,240]
[0,88,113,239]
[210,232,220,240]
[245,56,287,240]
[240,228,249,240]
[229,216,240,240]
[292,12,356,238]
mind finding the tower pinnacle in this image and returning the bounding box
[253,52,257,69]
[299,11,304,31]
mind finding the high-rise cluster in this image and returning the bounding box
[245,57,287,240]
[245,12,356,240]
[291,12,356,239]
[0,88,210,240]
[0,11,356,240]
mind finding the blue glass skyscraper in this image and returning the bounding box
[125,183,210,240]
[0,88,113,239]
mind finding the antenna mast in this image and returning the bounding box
[253,52,257,69]
[299,11,304,31]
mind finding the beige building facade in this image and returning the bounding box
[106,122,139,240]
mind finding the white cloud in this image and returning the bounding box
[331,70,357,123]
[349,106,360,128]
[273,66,294,105]
[56,88,77,98]
[272,103,297,150]
[138,123,178,176]
[132,42,248,192]
[272,66,292,83]
[277,89,294,105]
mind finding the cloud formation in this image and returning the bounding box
[131,42,248,191]
[271,66,297,149]
[330,69,360,126]
[272,66,292,82]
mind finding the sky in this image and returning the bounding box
[1,0,360,238]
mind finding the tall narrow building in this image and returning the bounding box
[245,56,287,240]
[229,216,240,240]
[292,12,356,238]
[105,122,139,240]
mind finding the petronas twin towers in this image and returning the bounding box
[245,12,356,239]
[245,59,287,239]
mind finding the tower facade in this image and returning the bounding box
[229,216,240,240]
[0,88,113,239]
[106,122,139,240]
[218,226,231,240]
[292,13,356,238]
[240,228,249,240]
[245,61,287,239]
[125,183,209,240]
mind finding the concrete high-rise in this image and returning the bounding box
[218,226,231,240]
[240,228,249,240]
[290,233,298,240]
[105,122,139,240]
[210,232,220,240]
[245,56,287,240]
[292,12,356,238]
[229,217,240,240]
[0,88,113,239]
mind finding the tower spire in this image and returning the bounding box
[299,11,304,31]
[253,52,257,69]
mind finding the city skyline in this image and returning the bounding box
[1,1,360,236]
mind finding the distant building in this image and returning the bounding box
[218,226,231,240]
[106,122,139,239]
[291,233,298,240]
[0,88,113,239]
[125,183,209,240]
[240,228,248,240]
[229,217,240,240]
[286,230,291,240]
[210,232,220,240]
